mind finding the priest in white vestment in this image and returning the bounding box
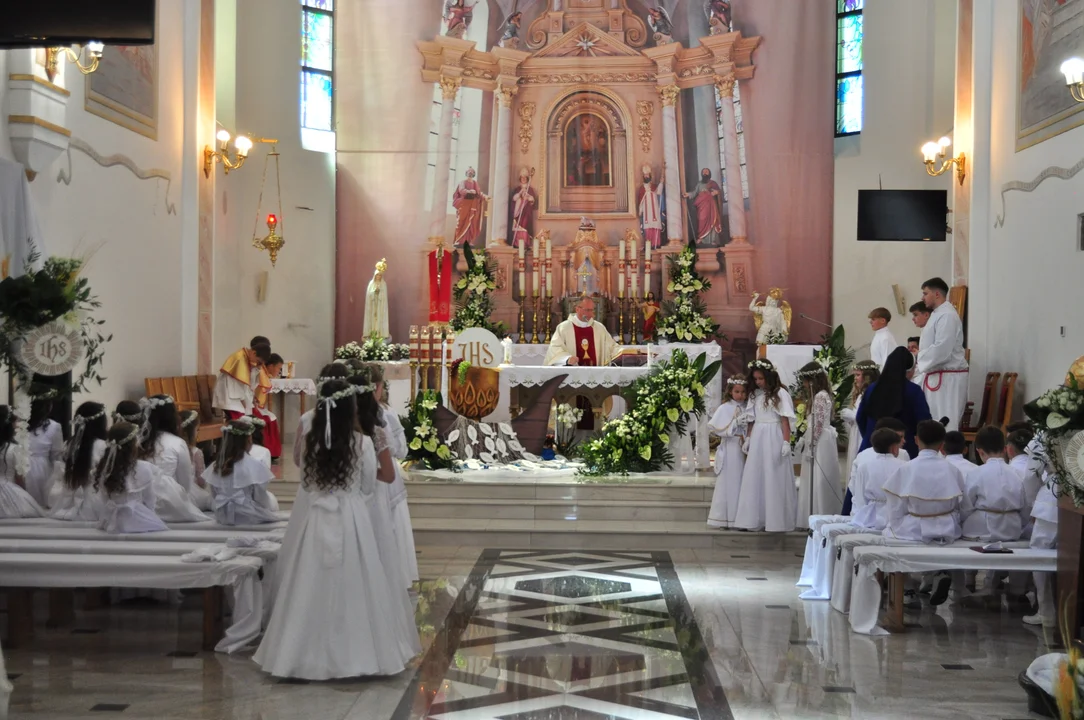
[915,278,968,430]
[0,157,44,278]
[544,297,618,367]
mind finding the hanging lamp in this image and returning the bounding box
[251,140,286,266]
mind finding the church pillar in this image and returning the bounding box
[714,74,747,245]
[658,84,683,246]
[429,75,461,242]
[490,83,517,246]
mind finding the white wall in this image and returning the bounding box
[832,0,957,357]
[213,0,336,409]
[0,1,192,409]
[968,0,1084,401]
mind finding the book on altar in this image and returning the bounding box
[608,348,648,367]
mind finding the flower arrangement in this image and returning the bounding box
[451,243,507,338]
[335,334,409,363]
[1024,376,1084,506]
[579,349,721,476]
[0,244,111,394]
[657,245,721,343]
[402,390,458,471]
[786,324,855,447]
[554,402,583,458]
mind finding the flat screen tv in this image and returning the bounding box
[857,189,948,242]
[0,1,155,48]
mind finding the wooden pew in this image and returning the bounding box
[144,374,223,442]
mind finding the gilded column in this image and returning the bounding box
[658,84,683,244]
[429,75,461,241]
[490,82,518,246]
[715,74,747,245]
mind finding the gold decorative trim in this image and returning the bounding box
[496,83,518,108]
[657,84,680,107]
[714,74,735,98]
[636,101,653,153]
[439,75,462,100]
[7,114,72,137]
[8,73,71,97]
[518,102,535,155]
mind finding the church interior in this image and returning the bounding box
[1,0,1084,718]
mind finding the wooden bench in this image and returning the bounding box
[144,375,223,443]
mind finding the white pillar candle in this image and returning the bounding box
[518,240,525,260]
[546,238,552,260]
[631,267,638,297]
[547,267,553,295]
[631,237,638,261]
[619,239,626,261]
[618,265,625,298]
[644,239,651,267]
[532,235,539,258]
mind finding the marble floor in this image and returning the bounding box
[2,545,1055,720]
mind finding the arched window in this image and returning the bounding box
[835,0,864,136]
[300,0,335,152]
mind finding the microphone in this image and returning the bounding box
[799,313,833,329]
[939,417,950,426]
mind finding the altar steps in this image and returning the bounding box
[407,498,710,523]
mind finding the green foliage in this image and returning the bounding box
[451,244,507,338]
[788,324,855,446]
[401,390,459,471]
[657,246,722,343]
[579,350,722,476]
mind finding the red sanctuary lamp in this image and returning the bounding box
[253,212,285,266]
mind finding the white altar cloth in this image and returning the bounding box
[270,378,317,395]
[766,345,821,387]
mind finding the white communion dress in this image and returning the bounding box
[25,419,63,507]
[706,400,746,528]
[380,407,419,587]
[733,388,797,532]
[796,390,844,526]
[48,439,107,522]
[203,455,280,526]
[253,431,420,680]
[98,461,169,534]
[0,447,43,518]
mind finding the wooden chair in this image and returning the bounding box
[949,285,967,321]
[997,372,1019,431]
[144,375,223,442]
[961,371,1000,449]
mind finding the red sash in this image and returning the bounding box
[428,249,454,323]
[923,368,968,392]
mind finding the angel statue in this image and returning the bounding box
[443,0,475,39]
[648,6,674,45]
[704,0,732,35]
[499,11,523,49]
[750,288,791,346]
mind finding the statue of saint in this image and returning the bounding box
[704,0,732,34]
[648,7,675,44]
[750,288,792,345]
[499,11,522,49]
[364,258,391,340]
[509,168,537,248]
[443,0,474,38]
[642,292,661,341]
[683,168,724,247]
[451,167,486,246]
[636,164,665,249]
[565,114,610,187]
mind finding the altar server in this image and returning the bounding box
[25,388,63,507]
[1024,434,1058,627]
[178,410,212,511]
[795,362,843,524]
[371,363,419,588]
[942,430,977,478]
[883,420,971,544]
[915,278,968,430]
[0,406,43,518]
[49,402,107,521]
[252,353,284,460]
[213,336,272,417]
[842,416,907,515]
[850,428,907,531]
[202,420,280,526]
[734,359,796,532]
[1007,429,1034,478]
[96,422,168,534]
[961,426,1028,542]
[867,307,899,370]
[707,375,748,529]
[138,395,209,523]
[254,380,420,679]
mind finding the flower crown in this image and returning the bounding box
[114,412,143,424]
[140,396,175,410]
[109,424,141,448]
[748,359,775,372]
[223,423,256,437]
[854,360,879,371]
[318,385,359,405]
[73,406,107,425]
[726,377,747,386]
[244,416,267,428]
[180,413,199,429]
[31,388,58,401]
[797,367,826,380]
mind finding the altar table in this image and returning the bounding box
[270,378,317,430]
[764,345,821,387]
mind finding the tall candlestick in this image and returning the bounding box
[519,258,526,298]
[631,263,638,297]
[619,240,626,261]
[532,235,539,258]
[546,239,552,260]
[644,239,651,267]
[533,266,539,295]
[546,266,553,295]
[518,241,525,260]
[631,236,638,262]
[618,264,625,298]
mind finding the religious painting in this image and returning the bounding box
[1017,0,1084,151]
[85,35,159,139]
[564,112,612,187]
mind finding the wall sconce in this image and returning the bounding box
[203,129,254,177]
[920,136,966,186]
[44,42,105,82]
[1062,57,1084,102]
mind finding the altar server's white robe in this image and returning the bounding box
[882,450,971,544]
[870,327,898,370]
[946,453,977,479]
[960,457,1028,541]
[544,315,619,366]
[916,302,968,430]
[850,453,907,531]
[850,445,908,483]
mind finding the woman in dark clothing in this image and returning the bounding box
[842,346,932,515]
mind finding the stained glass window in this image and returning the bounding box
[835,0,863,136]
[301,1,333,135]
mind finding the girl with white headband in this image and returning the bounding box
[255,378,420,680]
[95,422,168,534]
[135,395,207,523]
[0,405,43,518]
[291,362,352,468]
[177,410,213,511]
[201,419,279,525]
[707,374,749,529]
[24,387,64,507]
[48,401,108,521]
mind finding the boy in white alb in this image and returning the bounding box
[942,431,977,478]
[850,428,908,532]
[1006,429,1033,479]
[961,426,1028,542]
[867,307,898,370]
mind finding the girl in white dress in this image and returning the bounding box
[254,380,420,680]
[49,402,108,521]
[841,361,878,485]
[178,410,213,511]
[369,363,419,588]
[795,362,844,526]
[136,395,208,523]
[0,406,43,518]
[203,420,280,525]
[734,359,797,532]
[707,375,748,529]
[246,417,274,470]
[292,363,353,468]
[25,389,64,507]
[96,422,168,534]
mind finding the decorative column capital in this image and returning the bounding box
[496,82,519,108]
[657,84,680,107]
[713,73,736,98]
[438,75,462,100]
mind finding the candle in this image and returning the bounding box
[518,241,525,260]
[644,239,651,267]
[632,266,638,297]
[519,259,526,296]
[547,269,553,295]
[532,235,539,258]
[619,240,626,261]
[618,267,625,298]
[546,239,552,260]
[631,237,638,262]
